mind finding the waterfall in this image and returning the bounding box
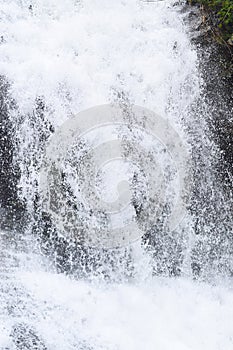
[0,1,232,349]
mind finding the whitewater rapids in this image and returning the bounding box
[0,232,233,349]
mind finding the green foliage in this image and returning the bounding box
[195,0,233,40]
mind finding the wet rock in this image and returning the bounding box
[0,76,26,231]
[10,323,47,350]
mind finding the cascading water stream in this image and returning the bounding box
[0,0,232,349]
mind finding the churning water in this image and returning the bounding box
[0,0,233,349]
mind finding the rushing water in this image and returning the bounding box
[0,0,233,349]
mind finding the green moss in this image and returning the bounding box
[192,0,233,41]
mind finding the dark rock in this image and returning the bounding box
[0,76,26,231]
[10,323,47,350]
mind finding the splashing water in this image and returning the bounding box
[0,0,233,349]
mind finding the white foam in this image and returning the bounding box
[1,260,233,350]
